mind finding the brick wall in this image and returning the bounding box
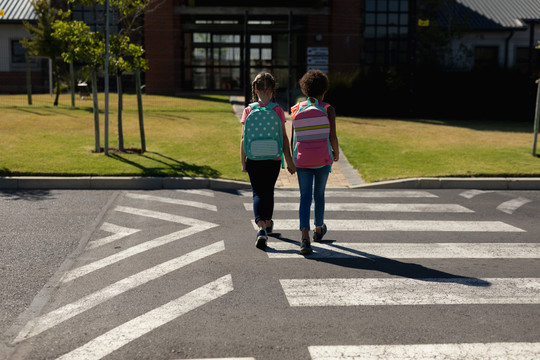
[329,0,362,72]
[144,0,181,94]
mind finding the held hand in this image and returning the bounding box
[287,164,296,175]
[241,165,247,173]
[333,151,339,162]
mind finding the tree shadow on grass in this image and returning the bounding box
[108,151,221,178]
[268,234,491,287]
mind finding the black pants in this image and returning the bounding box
[246,159,281,225]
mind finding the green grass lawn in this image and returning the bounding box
[1,93,247,182]
[1,93,539,183]
[338,116,540,183]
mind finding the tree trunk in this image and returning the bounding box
[117,74,124,152]
[53,60,60,106]
[92,69,100,153]
[136,70,146,153]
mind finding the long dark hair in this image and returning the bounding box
[251,72,276,102]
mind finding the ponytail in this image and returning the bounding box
[251,72,276,102]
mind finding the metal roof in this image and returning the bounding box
[441,0,540,30]
[0,0,36,23]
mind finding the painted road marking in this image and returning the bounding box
[61,207,217,283]
[266,242,540,259]
[255,219,525,232]
[126,193,217,211]
[176,189,215,197]
[240,190,438,198]
[280,278,540,306]
[247,203,474,213]
[496,197,532,214]
[175,358,255,360]
[56,275,233,360]
[15,242,225,343]
[460,190,493,199]
[116,206,216,227]
[86,223,140,250]
[308,343,540,360]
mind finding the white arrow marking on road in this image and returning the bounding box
[266,242,540,259]
[126,193,217,211]
[56,275,233,360]
[281,278,540,306]
[86,223,140,250]
[61,207,218,283]
[247,203,474,213]
[460,190,494,199]
[309,343,540,360]
[15,242,225,343]
[496,197,532,214]
[240,190,438,198]
[255,220,525,232]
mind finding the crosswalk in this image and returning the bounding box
[10,189,539,360]
[244,189,540,359]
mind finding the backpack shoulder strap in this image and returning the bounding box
[249,102,260,110]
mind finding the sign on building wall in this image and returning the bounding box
[307,47,328,73]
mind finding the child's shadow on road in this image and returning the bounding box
[267,234,491,287]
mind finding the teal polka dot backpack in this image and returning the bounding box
[243,102,284,161]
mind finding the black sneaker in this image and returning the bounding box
[256,229,267,250]
[266,220,274,235]
[300,238,312,255]
[313,223,327,242]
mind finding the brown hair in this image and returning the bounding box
[299,69,329,98]
[251,72,276,102]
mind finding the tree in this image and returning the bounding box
[52,18,104,152]
[52,0,149,153]
[21,0,70,106]
[69,0,149,152]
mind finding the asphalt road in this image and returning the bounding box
[1,188,539,360]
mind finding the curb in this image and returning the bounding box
[0,176,251,191]
[351,177,540,190]
[1,176,540,190]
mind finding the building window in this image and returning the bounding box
[364,0,409,67]
[474,46,499,70]
[515,47,540,78]
[190,33,243,90]
[11,40,27,64]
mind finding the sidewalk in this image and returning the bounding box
[231,96,365,189]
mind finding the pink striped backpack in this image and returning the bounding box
[291,98,333,168]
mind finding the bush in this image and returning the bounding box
[326,67,536,121]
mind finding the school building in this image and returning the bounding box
[1,0,540,104]
[143,0,540,98]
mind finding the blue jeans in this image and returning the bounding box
[297,165,331,230]
[246,159,281,225]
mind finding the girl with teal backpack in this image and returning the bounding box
[240,72,296,250]
[290,70,340,255]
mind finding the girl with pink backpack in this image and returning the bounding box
[290,70,340,255]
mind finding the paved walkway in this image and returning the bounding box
[231,96,365,189]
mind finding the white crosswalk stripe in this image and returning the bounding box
[281,277,540,306]
[253,219,524,232]
[240,190,438,198]
[308,343,540,360]
[266,242,540,259]
[496,197,532,214]
[245,202,474,212]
